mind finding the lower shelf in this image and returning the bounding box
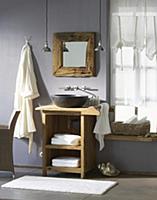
[45,144,81,150]
[46,166,81,174]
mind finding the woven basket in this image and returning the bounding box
[111,121,150,136]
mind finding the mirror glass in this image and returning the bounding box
[53,32,95,77]
[63,41,88,67]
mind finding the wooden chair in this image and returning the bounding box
[0,111,20,178]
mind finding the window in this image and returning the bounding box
[110,0,157,133]
[111,45,157,132]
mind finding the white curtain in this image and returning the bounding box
[110,0,157,132]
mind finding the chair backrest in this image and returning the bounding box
[8,110,20,131]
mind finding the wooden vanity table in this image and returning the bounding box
[36,105,99,178]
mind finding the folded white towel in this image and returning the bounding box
[135,116,147,124]
[124,115,137,124]
[51,138,80,146]
[54,134,81,140]
[52,156,80,167]
[93,103,111,151]
[123,116,148,125]
[51,134,81,146]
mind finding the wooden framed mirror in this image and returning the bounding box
[53,32,95,77]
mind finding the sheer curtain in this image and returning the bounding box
[110,0,157,132]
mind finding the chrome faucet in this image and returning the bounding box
[60,86,98,98]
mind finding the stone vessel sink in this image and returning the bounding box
[52,94,88,108]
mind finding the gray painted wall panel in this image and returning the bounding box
[0,0,156,173]
[0,0,108,167]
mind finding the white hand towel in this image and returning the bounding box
[93,103,111,151]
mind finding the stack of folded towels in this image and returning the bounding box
[51,133,81,146]
[124,115,147,124]
[52,156,80,167]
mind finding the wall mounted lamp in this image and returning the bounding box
[95,0,104,51]
[42,0,51,52]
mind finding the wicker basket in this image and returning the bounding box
[111,121,150,136]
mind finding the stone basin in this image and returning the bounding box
[52,94,88,108]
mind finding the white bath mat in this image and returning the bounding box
[1,175,117,195]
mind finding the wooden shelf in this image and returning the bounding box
[105,134,157,142]
[45,144,81,150]
[46,166,81,174]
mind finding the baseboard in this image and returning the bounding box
[14,165,42,169]
[121,170,157,176]
[14,165,157,176]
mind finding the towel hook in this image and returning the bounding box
[24,36,32,44]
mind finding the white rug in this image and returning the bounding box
[1,175,117,195]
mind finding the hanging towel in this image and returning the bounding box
[93,103,111,151]
[14,43,39,153]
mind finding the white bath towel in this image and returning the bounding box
[13,43,39,153]
[93,103,111,151]
[51,134,81,146]
[52,156,80,167]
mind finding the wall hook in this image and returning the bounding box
[24,36,32,44]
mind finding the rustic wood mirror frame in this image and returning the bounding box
[53,32,95,77]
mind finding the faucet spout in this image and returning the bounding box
[60,85,98,98]
[77,87,97,98]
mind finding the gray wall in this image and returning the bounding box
[0,0,156,173]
